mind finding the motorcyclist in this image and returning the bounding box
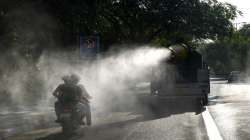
[52,74,91,125]
[70,74,92,125]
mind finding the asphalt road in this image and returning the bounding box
[2,99,208,140]
[3,80,250,140]
[208,81,250,140]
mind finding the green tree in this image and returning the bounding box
[41,0,239,48]
[200,24,250,74]
[0,0,240,52]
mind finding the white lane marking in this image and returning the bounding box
[202,107,223,140]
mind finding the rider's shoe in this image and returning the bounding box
[55,119,60,123]
[87,122,91,126]
[80,121,85,125]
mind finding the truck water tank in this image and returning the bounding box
[168,44,189,64]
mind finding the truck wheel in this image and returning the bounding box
[199,98,204,108]
[203,94,208,106]
[195,98,203,114]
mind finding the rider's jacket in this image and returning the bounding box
[56,83,82,104]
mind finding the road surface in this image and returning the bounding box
[209,81,250,139]
[1,80,250,140]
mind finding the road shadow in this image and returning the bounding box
[36,132,71,140]
[35,117,145,140]
[36,95,206,140]
[137,96,205,119]
[109,94,206,121]
[35,132,84,140]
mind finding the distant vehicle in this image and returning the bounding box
[227,71,245,83]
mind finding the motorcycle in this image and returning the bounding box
[57,102,91,134]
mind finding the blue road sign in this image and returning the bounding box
[80,35,100,59]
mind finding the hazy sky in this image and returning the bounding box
[219,0,250,23]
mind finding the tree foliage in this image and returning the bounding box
[40,0,239,48]
[200,24,250,74]
[0,0,239,51]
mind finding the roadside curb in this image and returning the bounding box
[202,107,223,140]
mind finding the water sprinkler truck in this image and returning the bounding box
[150,44,210,107]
